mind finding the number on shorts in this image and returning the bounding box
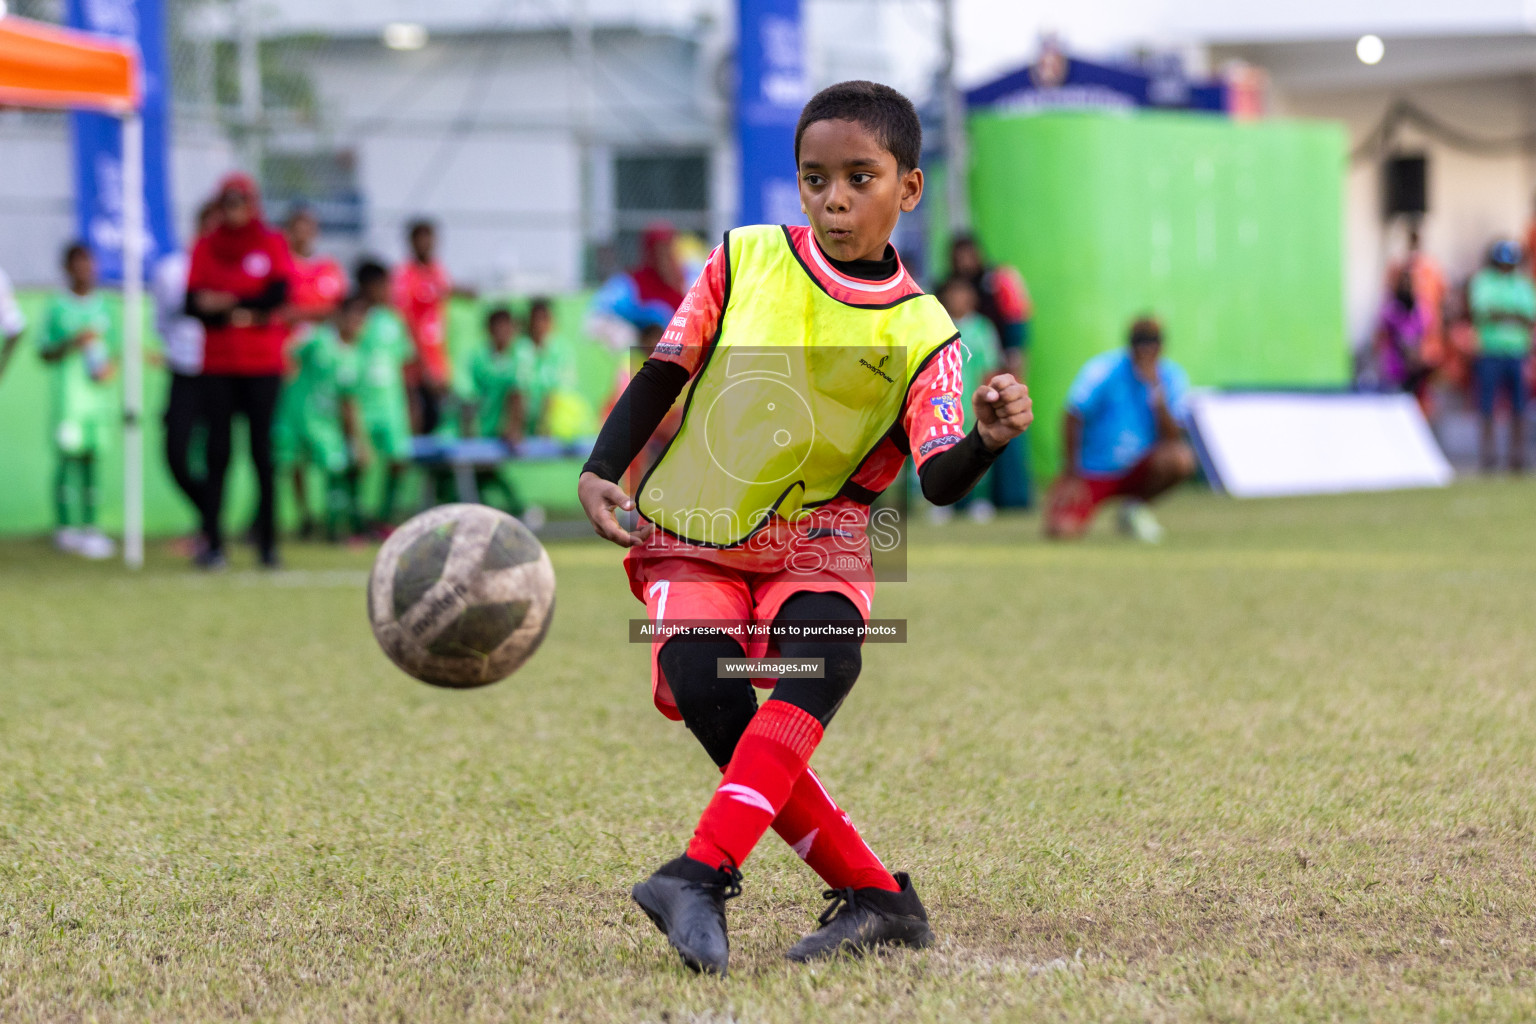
[647,580,670,622]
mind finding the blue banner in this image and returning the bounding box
[965,47,1228,116]
[736,0,807,226]
[67,0,177,282]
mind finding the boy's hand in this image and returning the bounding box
[195,291,240,314]
[579,471,654,548]
[973,374,1033,451]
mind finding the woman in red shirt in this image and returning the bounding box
[185,173,294,569]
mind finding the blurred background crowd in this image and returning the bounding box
[5,0,1536,566]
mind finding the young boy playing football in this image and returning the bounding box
[578,80,1033,975]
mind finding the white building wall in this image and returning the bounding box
[0,0,955,291]
[1270,75,1536,347]
[270,28,722,291]
[0,113,74,287]
[0,23,724,291]
[0,111,237,287]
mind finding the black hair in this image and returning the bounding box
[406,218,436,240]
[62,241,91,268]
[354,258,389,291]
[935,276,976,301]
[528,297,552,320]
[486,306,515,330]
[1128,317,1163,348]
[795,80,923,173]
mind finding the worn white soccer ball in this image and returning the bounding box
[368,504,556,688]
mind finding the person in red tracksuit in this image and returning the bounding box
[185,173,295,569]
[391,219,454,434]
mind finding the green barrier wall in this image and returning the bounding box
[966,111,1349,483]
[0,292,620,537]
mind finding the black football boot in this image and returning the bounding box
[785,871,934,962]
[631,855,743,976]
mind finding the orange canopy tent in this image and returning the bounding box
[0,13,147,567]
[0,15,137,111]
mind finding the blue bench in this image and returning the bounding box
[410,436,596,504]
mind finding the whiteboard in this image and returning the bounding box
[1187,392,1454,498]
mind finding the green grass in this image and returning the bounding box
[4,482,1536,1022]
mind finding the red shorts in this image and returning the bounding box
[1045,455,1153,537]
[627,556,874,721]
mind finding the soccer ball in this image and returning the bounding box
[367,504,556,688]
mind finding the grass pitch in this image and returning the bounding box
[3,482,1536,1022]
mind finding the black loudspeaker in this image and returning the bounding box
[1383,155,1428,218]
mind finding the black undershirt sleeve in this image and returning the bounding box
[185,290,226,327]
[580,358,690,483]
[239,279,289,313]
[185,279,290,325]
[917,428,1002,506]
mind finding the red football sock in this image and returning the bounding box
[687,701,823,870]
[771,767,900,892]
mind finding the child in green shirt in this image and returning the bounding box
[281,294,370,540]
[38,243,116,559]
[467,307,526,444]
[461,306,528,518]
[355,260,415,528]
[513,297,594,440]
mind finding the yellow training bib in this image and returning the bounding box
[638,226,957,547]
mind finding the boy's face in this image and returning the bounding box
[362,279,388,305]
[1131,341,1163,379]
[489,316,515,349]
[287,212,319,256]
[338,305,365,339]
[529,308,551,342]
[411,227,435,262]
[798,119,922,263]
[220,189,252,229]
[940,283,975,320]
[67,252,95,291]
[950,240,982,278]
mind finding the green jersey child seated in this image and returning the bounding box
[461,306,530,520]
[513,297,594,442]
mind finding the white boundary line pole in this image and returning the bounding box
[121,111,145,569]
